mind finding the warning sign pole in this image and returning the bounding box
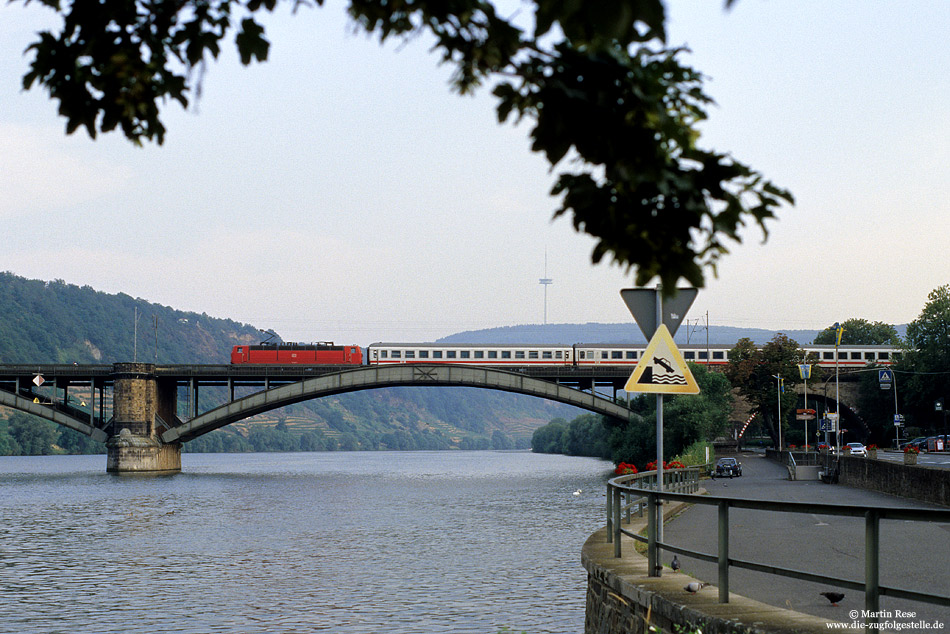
[654,288,665,572]
[620,284,699,578]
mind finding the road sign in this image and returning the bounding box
[796,408,816,420]
[819,419,835,432]
[620,287,697,339]
[879,369,893,390]
[894,414,905,426]
[624,324,700,394]
[32,374,44,387]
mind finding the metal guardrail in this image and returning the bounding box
[606,472,950,627]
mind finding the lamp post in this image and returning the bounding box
[834,322,843,451]
[773,374,784,451]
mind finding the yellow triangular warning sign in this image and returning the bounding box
[624,324,700,394]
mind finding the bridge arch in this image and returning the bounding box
[0,390,108,442]
[162,364,636,444]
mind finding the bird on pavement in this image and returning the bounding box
[819,592,845,606]
[684,582,707,594]
[671,555,681,572]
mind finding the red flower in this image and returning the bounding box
[614,462,638,475]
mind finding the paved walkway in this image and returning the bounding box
[663,453,950,628]
[876,449,950,468]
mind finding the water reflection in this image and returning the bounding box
[0,451,612,633]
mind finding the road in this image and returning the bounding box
[662,453,950,628]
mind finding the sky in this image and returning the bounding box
[1,1,948,347]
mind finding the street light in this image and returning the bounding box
[773,374,784,451]
[833,322,843,451]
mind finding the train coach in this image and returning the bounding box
[230,342,901,369]
[365,342,900,369]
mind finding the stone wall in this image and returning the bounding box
[834,454,950,507]
[583,508,838,634]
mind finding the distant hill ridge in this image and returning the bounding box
[437,323,828,346]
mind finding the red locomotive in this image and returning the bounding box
[231,342,363,365]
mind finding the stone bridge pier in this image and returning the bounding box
[107,363,182,473]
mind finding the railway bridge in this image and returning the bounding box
[0,362,637,473]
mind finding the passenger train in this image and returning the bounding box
[231,342,901,369]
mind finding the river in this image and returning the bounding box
[0,451,613,634]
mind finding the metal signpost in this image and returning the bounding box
[936,399,946,452]
[620,285,698,577]
[798,364,812,450]
[879,369,901,448]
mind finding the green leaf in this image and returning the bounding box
[236,17,270,64]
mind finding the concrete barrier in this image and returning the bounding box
[832,454,950,507]
[583,503,842,634]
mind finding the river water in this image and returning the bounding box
[0,451,613,634]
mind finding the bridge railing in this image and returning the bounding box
[605,474,950,626]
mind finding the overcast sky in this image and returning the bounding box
[1,1,948,346]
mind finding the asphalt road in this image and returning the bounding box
[662,453,950,628]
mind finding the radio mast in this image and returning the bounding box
[539,250,553,325]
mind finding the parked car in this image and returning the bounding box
[845,442,867,456]
[916,435,948,452]
[713,457,742,478]
[900,437,926,450]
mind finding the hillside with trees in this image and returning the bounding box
[0,272,582,455]
[0,272,261,364]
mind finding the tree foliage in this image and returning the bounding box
[898,285,950,432]
[0,272,261,364]
[0,412,105,455]
[724,334,808,448]
[12,0,793,288]
[531,362,732,467]
[813,318,900,346]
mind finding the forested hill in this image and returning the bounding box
[0,272,260,364]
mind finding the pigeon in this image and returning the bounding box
[671,555,681,572]
[684,582,708,594]
[820,592,845,606]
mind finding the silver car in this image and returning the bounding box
[845,442,867,456]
